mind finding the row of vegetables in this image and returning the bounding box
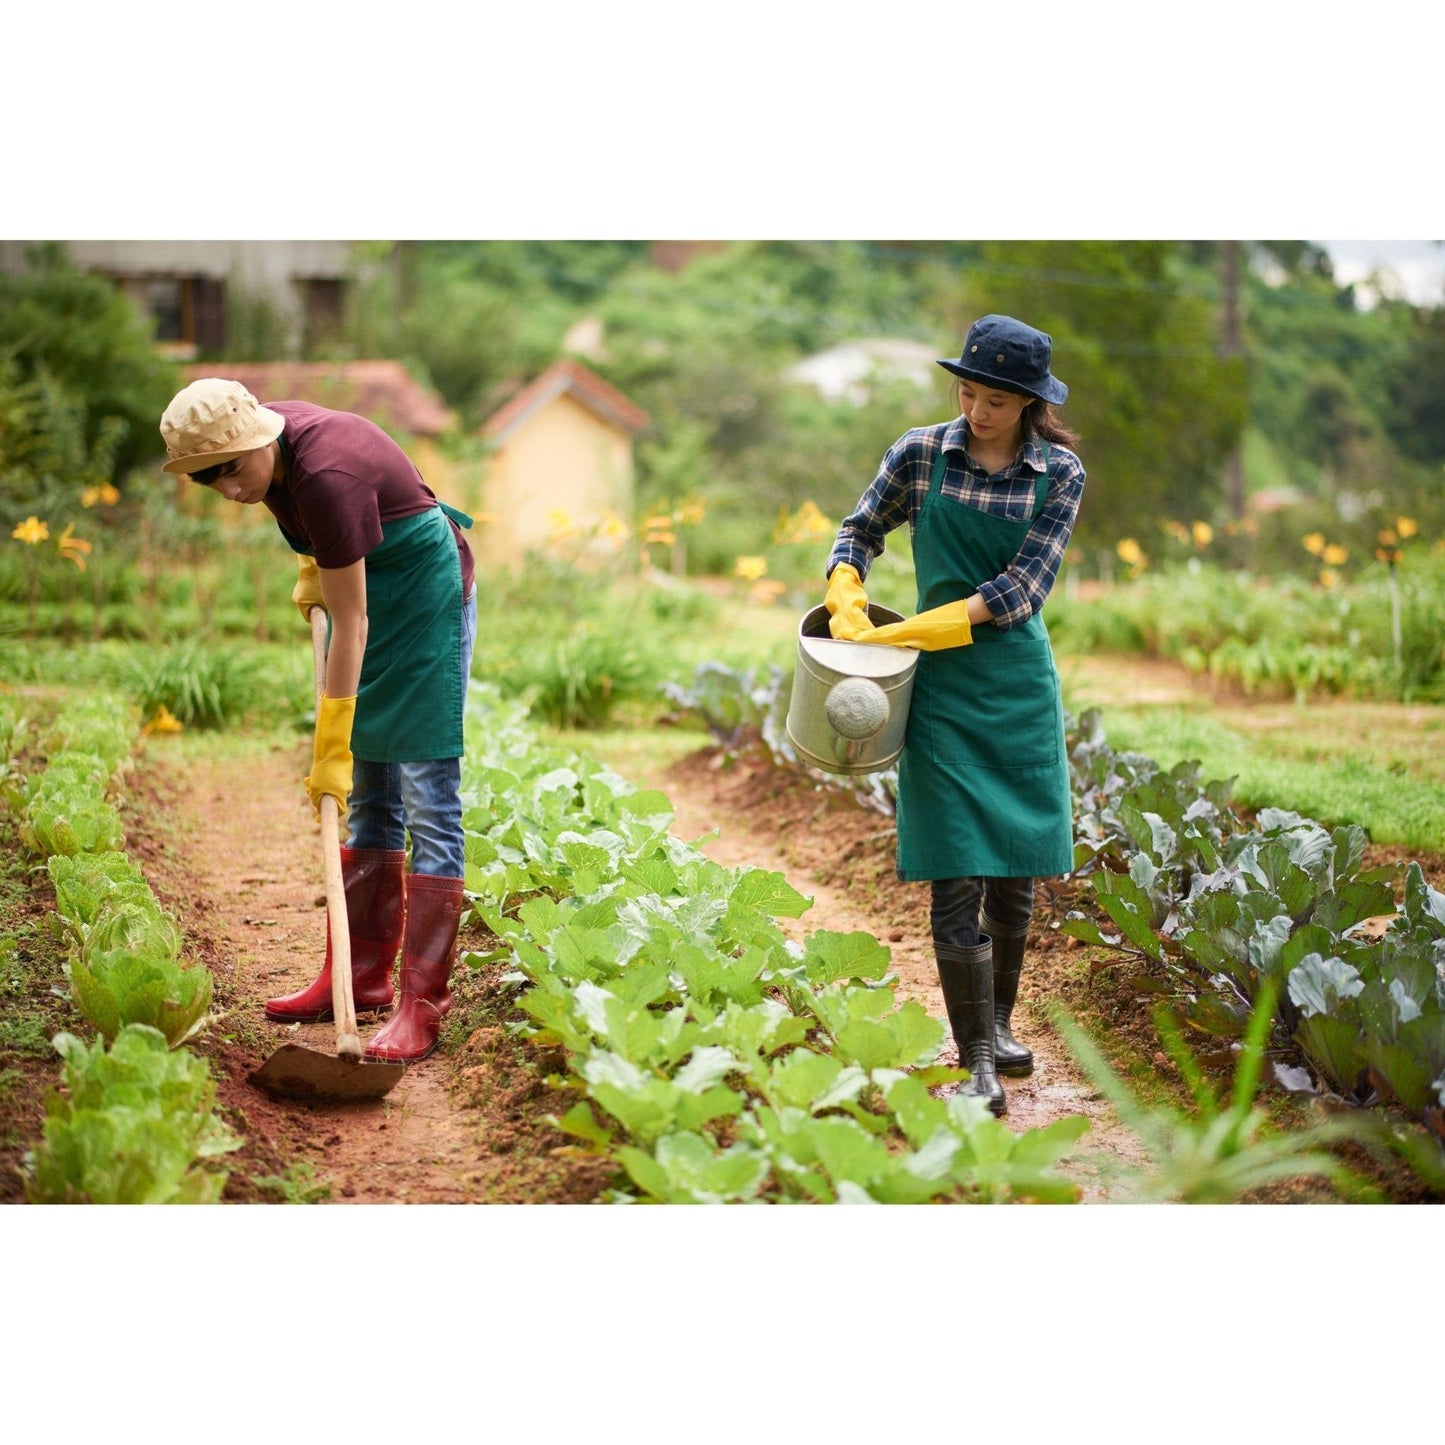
[662,660,1445,1152]
[2,693,236,1203]
[1064,709,1445,1144]
[456,684,1090,1202]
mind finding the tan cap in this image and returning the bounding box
[160,378,285,475]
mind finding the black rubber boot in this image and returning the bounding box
[935,940,1007,1116]
[982,915,1034,1077]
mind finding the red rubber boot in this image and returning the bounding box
[364,873,466,1063]
[264,847,405,1022]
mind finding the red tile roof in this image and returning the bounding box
[184,360,456,436]
[482,358,650,441]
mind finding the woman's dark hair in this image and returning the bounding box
[1020,398,1081,450]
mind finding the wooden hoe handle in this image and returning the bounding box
[311,607,363,1061]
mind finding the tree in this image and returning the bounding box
[0,245,179,481]
[949,240,1247,548]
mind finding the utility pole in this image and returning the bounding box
[1220,240,1245,521]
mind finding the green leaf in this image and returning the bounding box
[727,868,812,921]
[799,930,893,986]
[616,1132,770,1204]
[1093,872,1164,960]
[834,1001,944,1072]
[1287,953,1365,1019]
[550,1101,615,1153]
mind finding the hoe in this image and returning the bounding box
[249,608,406,1103]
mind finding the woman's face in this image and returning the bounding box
[203,444,276,504]
[957,381,1030,443]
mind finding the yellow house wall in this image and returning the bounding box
[474,394,634,570]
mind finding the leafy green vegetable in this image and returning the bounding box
[24,1026,240,1204]
[68,947,212,1047]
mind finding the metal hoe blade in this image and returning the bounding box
[249,1044,405,1102]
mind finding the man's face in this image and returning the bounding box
[201,445,274,504]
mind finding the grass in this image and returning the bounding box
[543,722,708,782]
[1058,654,1445,854]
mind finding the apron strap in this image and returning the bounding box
[1030,442,1052,517]
[928,445,949,495]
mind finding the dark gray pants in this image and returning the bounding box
[930,875,1034,948]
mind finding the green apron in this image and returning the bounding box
[330,503,472,764]
[895,444,1072,881]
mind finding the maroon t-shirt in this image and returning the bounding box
[261,401,474,594]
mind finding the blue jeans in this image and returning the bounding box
[348,588,476,877]
[930,875,1035,949]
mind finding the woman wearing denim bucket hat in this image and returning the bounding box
[159,378,478,1063]
[823,315,1084,1116]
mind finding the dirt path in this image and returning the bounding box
[132,727,1150,1205]
[132,740,501,1204]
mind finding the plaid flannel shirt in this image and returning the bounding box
[826,416,1085,630]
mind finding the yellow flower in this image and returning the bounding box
[142,705,184,736]
[748,578,787,606]
[1302,532,1327,556]
[1378,528,1399,547]
[1116,538,1145,566]
[734,555,768,582]
[81,484,121,508]
[1321,543,1349,566]
[1396,515,1418,539]
[545,507,579,544]
[597,509,630,540]
[12,516,49,544]
[1191,520,1213,548]
[1376,545,1402,565]
[57,523,92,572]
[1318,568,1339,589]
[677,499,707,527]
[1163,520,1190,543]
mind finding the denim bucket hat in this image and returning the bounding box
[938,315,1069,404]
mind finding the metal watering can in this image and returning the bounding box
[785,604,919,775]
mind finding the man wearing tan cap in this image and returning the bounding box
[160,377,477,1063]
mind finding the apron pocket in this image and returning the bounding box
[915,638,1063,769]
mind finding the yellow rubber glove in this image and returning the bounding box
[305,693,356,819]
[859,598,974,651]
[292,554,324,622]
[825,563,875,641]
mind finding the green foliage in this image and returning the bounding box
[23,1025,240,1204]
[20,785,125,858]
[1060,711,1445,1149]
[953,240,1247,549]
[0,245,179,483]
[1050,556,1445,703]
[459,684,1090,1203]
[1050,986,1380,1203]
[108,639,271,730]
[250,1160,333,1204]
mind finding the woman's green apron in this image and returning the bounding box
[895,444,1073,880]
[306,503,472,764]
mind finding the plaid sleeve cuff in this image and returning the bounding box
[976,576,1030,629]
[826,540,874,581]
